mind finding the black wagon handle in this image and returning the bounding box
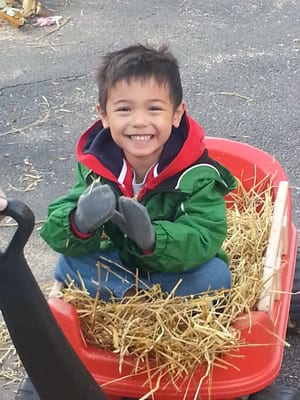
[0,198,35,255]
[0,199,108,400]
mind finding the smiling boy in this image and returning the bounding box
[98,76,184,184]
[40,44,237,301]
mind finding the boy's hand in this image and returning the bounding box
[111,197,155,251]
[0,187,8,220]
[74,183,116,233]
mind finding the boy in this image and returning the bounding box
[40,44,237,301]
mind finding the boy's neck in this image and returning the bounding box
[128,160,157,184]
[133,165,153,184]
[126,155,159,184]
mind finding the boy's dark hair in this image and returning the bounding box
[96,43,183,112]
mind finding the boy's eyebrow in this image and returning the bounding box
[148,99,167,103]
[112,99,167,105]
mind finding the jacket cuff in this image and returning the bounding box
[69,211,94,239]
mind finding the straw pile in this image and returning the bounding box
[62,177,274,398]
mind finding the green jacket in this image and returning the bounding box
[40,113,236,273]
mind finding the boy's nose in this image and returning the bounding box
[132,111,148,127]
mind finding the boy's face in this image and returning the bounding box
[97,77,185,170]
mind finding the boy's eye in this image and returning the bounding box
[149,106,163,111]
[116,107,130,112]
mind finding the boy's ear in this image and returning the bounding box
[96,104,109,128]
[172,102,186,128]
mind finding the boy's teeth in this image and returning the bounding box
[131,135,151,141]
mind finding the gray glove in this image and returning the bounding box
[111,197,155,251]
[73,183,116,233]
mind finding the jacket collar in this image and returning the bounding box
[76,112,206,197]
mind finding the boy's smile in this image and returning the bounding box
[98,77,185,180]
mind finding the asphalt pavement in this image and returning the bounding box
[0,0,299,399]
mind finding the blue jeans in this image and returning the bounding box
[54,249,231,301]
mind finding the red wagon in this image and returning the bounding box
[0,138,299,400]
